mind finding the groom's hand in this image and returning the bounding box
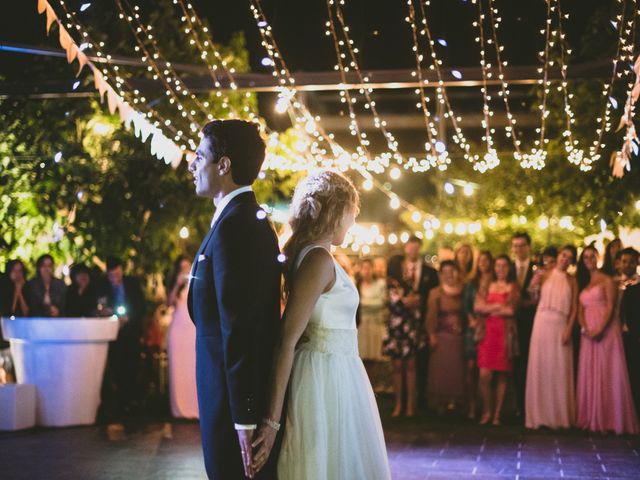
[237,429,255,479]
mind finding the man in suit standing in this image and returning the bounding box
[188,120,281,479]
[96,256,146,421]
[619,247,640,413]
[511,232,536,419]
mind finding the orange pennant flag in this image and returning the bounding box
[92,68,108,101]
[106,87,119,115]
[59,25,72,50]
[38,0,48,14]
[66,43,78,64]
[45,4,57,35]
[76,51,88,76]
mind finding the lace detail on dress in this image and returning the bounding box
[297,322,358,356]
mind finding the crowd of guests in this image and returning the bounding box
[0,255,146,421]
[1,233,639,436]
[351,233,640,435]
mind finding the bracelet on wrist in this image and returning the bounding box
[262,417,281,432]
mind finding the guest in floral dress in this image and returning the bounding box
[383,237,438,417]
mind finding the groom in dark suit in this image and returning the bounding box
[188,120,282,479]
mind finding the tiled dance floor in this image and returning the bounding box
[1,411,639,479]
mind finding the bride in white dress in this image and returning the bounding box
[252,170,391,480]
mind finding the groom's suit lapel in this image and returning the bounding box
[187,191,256,322]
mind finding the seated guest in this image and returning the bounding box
[95,256,146,420]
[620,247,640,413]
[65,263,98,317]
[26,254,66,317]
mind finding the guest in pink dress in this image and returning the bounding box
[576,246,638,435]
[525,245,578,430]
[167,257,199,419]
[475,255,520,426]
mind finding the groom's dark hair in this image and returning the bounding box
[201,119,266,185]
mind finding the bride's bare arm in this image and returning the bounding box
[252,248,335,470]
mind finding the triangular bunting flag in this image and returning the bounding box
[106,87,119,115]
[45,4,57,35]
[76,51,88,76]
[66,43,78,64]
[59,25,72,50]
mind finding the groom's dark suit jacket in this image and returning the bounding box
[188,191,281,479]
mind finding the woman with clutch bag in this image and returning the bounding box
[474,255,520,426]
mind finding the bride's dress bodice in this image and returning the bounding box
[295,245,360,356]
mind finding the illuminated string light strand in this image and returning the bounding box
[250,0,443,217]
[474,0,501,172]
[325,0,380,171]
[173,0,246,118]
[35,0,185,165]
[485,0,524,159]
[170,0,314,168]
[115,0,205,131]
[330,0,407,171]
[520,0,553,169]
[56,0,192,147]
[554,0,586,168]
[584,0,637,170]
[415,0,487,169]
[403,0,451,171]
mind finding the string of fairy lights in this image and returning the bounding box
[327,0,407,174]
[405,0,499,172]
[404,0,454,171]
[169,0,316,170]
[554,0,584,168]
[114,0,208,131]
[31,0,637,253]
[55,0,193,148]
[324,0,374,169]
[584,0,637,170]
[34,0,640,242]
[474,0,501,171]
[249,0,450,222]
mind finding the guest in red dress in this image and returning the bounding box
[474,255,520,426]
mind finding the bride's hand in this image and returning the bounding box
[252,423,278,472]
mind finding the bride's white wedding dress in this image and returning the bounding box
[278,245,391,480]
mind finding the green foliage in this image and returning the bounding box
[0,0,296,277]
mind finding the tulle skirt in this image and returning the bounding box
[278,327,391,480]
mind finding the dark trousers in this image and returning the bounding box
[99,330,141,422]
[514,311,534,416]
[416,345,429,408]
[624,335,640,415]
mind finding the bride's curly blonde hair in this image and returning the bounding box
[283,170,359,297]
